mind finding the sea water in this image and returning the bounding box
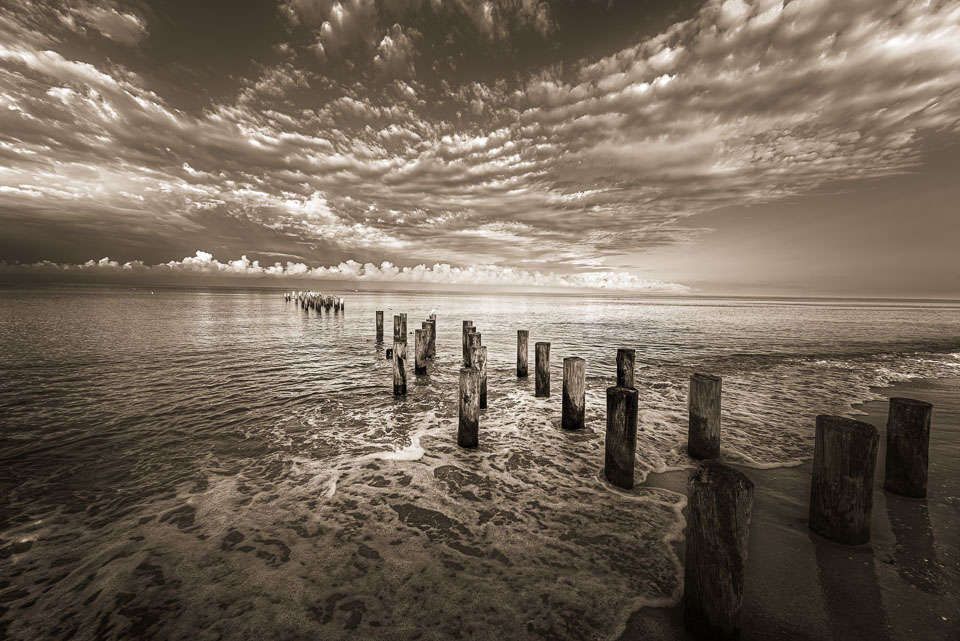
[1,286,958,640]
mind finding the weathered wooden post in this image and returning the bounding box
[562,357,586,430]
[415,329,427,375]
[399,313,407,343]
[535,342,550,397]
[616,348,635,388]
[884,397,933,498]
[426,319,436,358]
[376,311,384,342]
[472,345,488,409]
[462,321,473,364]
[392,341,407,396]
[688,373,721,460]
[467,333,482,368]
[604,384,638,489]
[808,415,878,545]
[683,460,754,641]
[458,367,480,448]
[517,330,529,377]
[394,315,402,343]
[339,297,344,310]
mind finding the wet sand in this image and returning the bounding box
[622,377,960,641]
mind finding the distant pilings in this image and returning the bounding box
[688,374,721,460]
[562,357,585,430]
[458,367,480,448]
[535,342,550,398]
[808,415,878,545]
[517,330,529,377]
[884,397,932,498]
[604,384,638,489]
[683,460,754,641]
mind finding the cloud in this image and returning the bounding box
[73,4,148,46]
[373,24,418,78]
[0,251,690,292]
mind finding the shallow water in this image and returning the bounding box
[1,286,959,640]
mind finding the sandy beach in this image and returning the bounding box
[625,376,960,641]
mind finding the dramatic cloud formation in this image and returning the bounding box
[0,251,688,292]
[1,0,959,292]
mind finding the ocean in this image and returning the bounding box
[1,285,959,640]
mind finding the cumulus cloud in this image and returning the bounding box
[0,252,689,292]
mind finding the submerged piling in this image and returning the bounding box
[683,460,754,641]
[884,397,933,498]
[376,311,384,342]
[604,384,638,489]
[688,373,721,460]
[808,415,878,545]
[517,330,529,377]
[458,367,480,448]
[535,342,550,397]
[562,357,586,430]
[393,341,407,396]
[415,329,427,375]
[616,348,635,388]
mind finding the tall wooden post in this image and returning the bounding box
[562,357,586,430]
[683,460,754,641]
[472,345,488,409]
[884,397,933,498]
[604,385,638,489]
[427,317,436,358]
[535,342,550,397]
[616,348,635,388]
[399,313,407,344]
[394,315,402,343]
[517,330,529,377]
[808,415,878,545]
[458,367,480,448]
[392,341,407,396]
[688,373,721,459]
[462,321,473,364]
[376,311,384,342]
[415,329,427,375]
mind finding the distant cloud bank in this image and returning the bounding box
[1,251,689,292]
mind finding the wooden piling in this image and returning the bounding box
[426,319,436,358]
[883,397,933,498]
[473,345,488,409]
[386,347,392,360]
[688,373,721,460]
[808,415,878,545]
[467,333,482,368]
[535,342,550,397]
[415,329,427,375]
[392,341,407,396]
[400,313,407,343]
[517,330,529,377]
[683,460,754,641]
[376,311,384,342]
[339,298,344,310]
[394,315,402,343]
[604,385,638,489]
[458,367,480,448]
[616,348,635,388]
[462,321,473,364]
[562,357,586,430]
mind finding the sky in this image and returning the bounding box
[0,0,958,296]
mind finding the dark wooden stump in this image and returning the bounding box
[808,415,878,545]
[386,348,392,360]
[616,348,635,388]
[376,311,384,342]
[517,330,529,377]
[884,397,932,498]
[683,460,754,641]
[562,357,585,430]
[604,385,638,489]
[462,320,473,365]
[415,329,427,375]
[458,367,480,448]
[392,341,407,396]
[688,373,721,460]
[535,342,550,397]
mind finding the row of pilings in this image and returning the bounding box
[369,308,933,641]
[284,290,344,312]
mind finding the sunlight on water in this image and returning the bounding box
[1,286,958,639]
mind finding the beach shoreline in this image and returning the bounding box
[623,376,960,641]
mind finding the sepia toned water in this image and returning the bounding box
[1,285,959,640]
